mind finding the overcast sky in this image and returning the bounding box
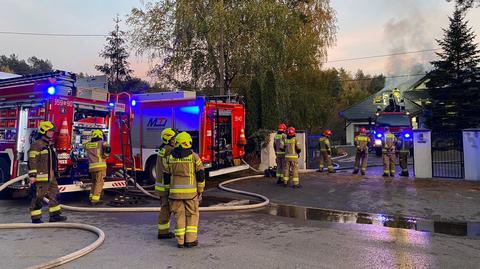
[1,0,480,81]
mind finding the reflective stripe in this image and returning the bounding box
[49,205,61,213]
[89,162,107,169]
[175,228,186,236]
[197,182,205,187]
[31,209,42,216]
[36,174,49,182]
[384,170,389,173]
[28,169,37,174]
[385,134,395,139]
[158,222,170,230]
[286,156,298,159]
[292,178,299,183]
[40,150,48,154]
[275,152,285,155]
[170,188,197,194]
[155,185,166,192]
[29,151,39,158]
[186,226,197,233]
[356,136,369,141]
[195,159,202,166]
[91,195,100,202]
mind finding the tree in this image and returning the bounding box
[425,7,480,130]
[447,0,480,10]
[128,0,336,95]
[96,15,133,93]
[0,54,53,75]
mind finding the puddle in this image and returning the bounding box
[261,204,480,237]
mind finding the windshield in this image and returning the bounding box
[376,115,410,127]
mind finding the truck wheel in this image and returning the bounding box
[0,158,13,199]
[145,156,157,185]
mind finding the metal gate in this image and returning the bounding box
[431,131,464,178]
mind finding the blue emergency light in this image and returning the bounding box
[47,86,56,95]
[131,99,137,107]
[376,133,383,138]
[180,106,200,115]
[404,133,411,139]
[108,102,115,108]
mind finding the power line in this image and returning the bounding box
[325,48,440,63]
[0,31,106,37]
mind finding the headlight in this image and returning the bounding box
[375,139,382,146]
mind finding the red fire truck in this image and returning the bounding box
[0,71,132,195]
[128,91,249,179]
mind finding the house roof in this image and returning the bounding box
[339,75,427,121]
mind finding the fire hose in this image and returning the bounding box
[0,173,269,268]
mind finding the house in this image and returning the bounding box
[339,75,429,145]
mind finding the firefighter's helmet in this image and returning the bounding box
[278,123,287,132]
[175,132,192,149]
[91,129,104,139]
[359,128,366,134]
[38,121,55,135]
[287,127,296,136]
[161,128,176,144]
[323,129,332,136]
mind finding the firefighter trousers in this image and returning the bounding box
[382,152,396,176]
[275,155,285,178]
[399,151,409,176]
[283,158,299,186]
[319,151,334,172]
[158,196,172,235]
[354,150,368,173]
[89,169,106,202]
[170,198,199,245]
[30,177,61,221]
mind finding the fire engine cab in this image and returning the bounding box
[0,71,131,194]
[129,91,249,179]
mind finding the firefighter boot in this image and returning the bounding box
[49,214,67,222]
[400,171,409,177]
[32,219,43,224]
[382,173,389,177]
[352,169,359,175]
[185,240,198,248]
[158,233,175,239]
[276,178,283,185]
[328,169,336,174]
[292,184,302,189]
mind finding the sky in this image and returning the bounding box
[1,0,480,83]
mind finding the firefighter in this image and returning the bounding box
[382,127,397,177]
[353,128,370,175]
[28,121,67,223]
[319,129,336,173]
[155,128,176,239]
[84,129,111,205]
[282,127,301,188]
[273,123,287,184]
[397,133,412,177]
[164,132,205,248]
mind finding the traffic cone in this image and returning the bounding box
[56,118,71,151]
[238,128,247,146]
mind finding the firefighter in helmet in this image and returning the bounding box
[353,128,370,175]
[382,127,397,177]
[282,127,302,188]
[273,123,287,184]
[397,132,412,177]
[84,129,111,205]
[164,132,205,248]
[155,127,176,239]
[28,121,67,223]
[319,129,335,173]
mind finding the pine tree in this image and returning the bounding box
[261,70,280,130]
[425,7,480,130]
[96,15,132,93]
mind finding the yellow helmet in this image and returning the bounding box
[161,128,176,144]
[38,121,55,135]
[91,129,104,139]
[175,132,192,149]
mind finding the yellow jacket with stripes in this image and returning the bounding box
[155,143,174,196]
[28,138,57,182]
[84,139,110,172]
[164,148,205,200]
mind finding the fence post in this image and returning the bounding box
[463,129,480,181]
[413,129,432,178]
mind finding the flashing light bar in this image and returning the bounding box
[47,86,56,95]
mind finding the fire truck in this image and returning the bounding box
[0,71,132,195]
[128,91,249,179]
[371,88,413,156]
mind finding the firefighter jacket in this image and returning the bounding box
[273,132,286,155]
[382,132,397,153]
[282,136,301,159]
[354,134,370,152]
[397,137,412,153]
[164,148,205,200]
[28,138,58,182]
[319,136,331,154]
[155,143,174,196]
[84,138,110,172]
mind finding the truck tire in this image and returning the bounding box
[145,156,157,185]
[0,157,13,199]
